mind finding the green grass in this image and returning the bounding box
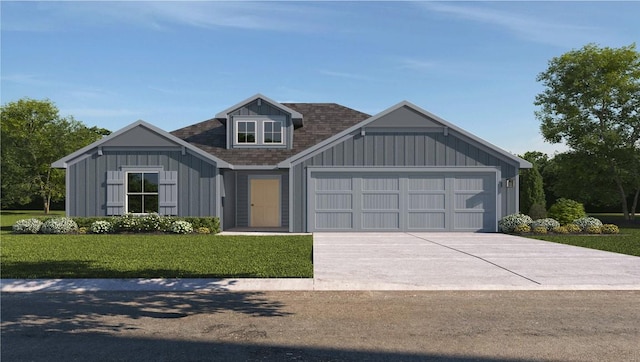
[526,214,640,257]
[1,210,313,279]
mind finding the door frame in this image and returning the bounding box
[248,175,281,227]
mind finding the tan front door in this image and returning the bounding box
[250,178,280,227]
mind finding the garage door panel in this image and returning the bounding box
[409,194,446,210]
[455,193,491,209]
[408,212,446,229]
[362,193,399,210]
[316,176,352,191]
[454,212,484,230]
[316,212,353,229]
[315,194,352,210]
[362,177,399,191]
[408,176,445,191]
[362,212,400,229]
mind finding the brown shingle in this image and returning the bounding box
[170,103,370,166]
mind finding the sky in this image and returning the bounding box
[2,1,639,157]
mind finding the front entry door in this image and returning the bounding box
[250,178,280,227]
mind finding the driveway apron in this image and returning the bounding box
[312,232,640,290]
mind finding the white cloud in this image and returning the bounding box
[417,2,599,48]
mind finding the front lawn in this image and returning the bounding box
[1,210,313,279]
[525,214,640,257]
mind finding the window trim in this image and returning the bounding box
[235,120,257,145]
[125,171,160,214]
[262,120,284,144]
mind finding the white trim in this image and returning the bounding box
[124,170,160,214]
[263,120,284,145]
[235,120,257,145]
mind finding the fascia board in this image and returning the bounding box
[214,93,303,119]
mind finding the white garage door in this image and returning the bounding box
[308,171,497,232]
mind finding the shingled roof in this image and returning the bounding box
[170,103,370,166]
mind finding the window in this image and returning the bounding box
[263,120,283,144]
[236,121,256,144]
[126,172,159,213]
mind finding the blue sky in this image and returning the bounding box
[2,1,638,156]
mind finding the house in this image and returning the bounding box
[52,94,532,232]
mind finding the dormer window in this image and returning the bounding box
[236,121,257,144]
[263,120,283,144]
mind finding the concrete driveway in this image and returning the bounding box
[313,232,640,290]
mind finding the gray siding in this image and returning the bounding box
[291,131,518,232]
[67,149,218,217]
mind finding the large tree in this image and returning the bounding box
[535,43,640,220]
[519,152,546,218]
[1,98,110,213]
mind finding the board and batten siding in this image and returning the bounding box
[67,150,218,217]
[290,131,519,232]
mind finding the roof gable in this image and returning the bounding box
[52,120,230,168]
[215,93,303,126]
[278,101,532,169]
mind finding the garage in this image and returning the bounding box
[308,169,498,232]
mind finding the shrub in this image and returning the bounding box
[565,224,581,233]
[499,213,533,233]
[136,213,164,232]
[548,198,586,225]
[196,227,211,234]
[90,220,113,234]
[41,217,79,234]
[532,226,548,234]
[601,224,620,234]
[552,226,569,234]
[586,226,602,234]
[72,217,111,228]
[112,214,140,232]
[531,218,560,231]
[513,224,531,233]
[573,217,603,232]
[78,227,89,234]
[169,220,193,234]
[528,203,547,220]
[182,217,220,234]
[12,218,43,234]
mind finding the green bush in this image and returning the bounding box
[182,217,220,234]
[565,224,582,233]
[573,217,603,232]
[73,217,111,228]
[531,218,560,231]
[601,224,620,234]
[90,220,113,234]
[548,198,586,225]
[170,220,193,234]
[552,226,569,234]
[196,227,211,234]
[528,203,547,220]
[513,224,531,233]
[41,217,79,234]
[499,213,533,233]
[12,218,43,234]
[532,226,548,234]
[586,226,602,234]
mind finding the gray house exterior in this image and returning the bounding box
[53,94,532,232]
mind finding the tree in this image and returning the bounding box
[535,43,640,220]
[519,152,546,218]
[1,98,110,213]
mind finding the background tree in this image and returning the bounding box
[535,43,640,220]
[1,98,110,213]
[519,152,546,218]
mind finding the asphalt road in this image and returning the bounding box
[2,291,639,361]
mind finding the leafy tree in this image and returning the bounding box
[1,98,110,213]
[519,160,545,217]
[535,43,640,220]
